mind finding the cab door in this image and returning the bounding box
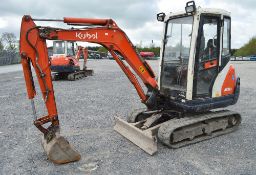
[193,15,221,98]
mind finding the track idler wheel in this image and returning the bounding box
[67,74,75,81]
[41,131,81,164]
[127,108,157,123]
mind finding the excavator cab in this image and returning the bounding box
[158,2,239,112]
[116,3,240,155]
[52,41,75,56]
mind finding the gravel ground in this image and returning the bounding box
[0,60,255,175]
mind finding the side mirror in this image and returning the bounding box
[185,1,196,14]
[157,12,165,22]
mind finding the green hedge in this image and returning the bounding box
[235,37,256,57]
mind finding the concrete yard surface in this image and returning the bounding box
[0,60,255,175]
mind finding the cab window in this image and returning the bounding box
[221,17,231,69]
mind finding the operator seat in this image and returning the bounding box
[205,39,217,60]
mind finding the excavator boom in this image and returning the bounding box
[20,15,158,164]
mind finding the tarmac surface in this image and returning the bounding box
[0,60,255,175]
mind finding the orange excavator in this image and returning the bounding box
[50,41,93,80]
[20,1,241,164]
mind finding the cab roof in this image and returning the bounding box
[166,7,231,20]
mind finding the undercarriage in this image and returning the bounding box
[114,109,241,154]
[51,69,93,81]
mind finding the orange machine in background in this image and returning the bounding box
[50,41,93,80]
[139,51,156,60]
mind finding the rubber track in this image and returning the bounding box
[67,71,86,81]
[157,110,241,148]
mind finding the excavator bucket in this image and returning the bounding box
[41,133,81,164]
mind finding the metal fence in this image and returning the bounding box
[231,56,256,61]
[0,51,20,66]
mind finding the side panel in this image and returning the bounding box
[221,65,236,95]
[212,62,236,97]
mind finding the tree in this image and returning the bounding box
[1,32,17,51]
[234,37,256,57]
[87,46,101,51]
[230,49,237,56]
[97,46,108,53]
[0,36,3,51]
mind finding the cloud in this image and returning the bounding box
[0,0,255,48]
[0,18,8,29]
[0,0,157,28]
[0,0,158,46]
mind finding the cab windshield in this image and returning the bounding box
[66,42,75,56]
[53,41,75,56]
[160,15,193,98]
[164,16,193,62]
[53,41,65,55]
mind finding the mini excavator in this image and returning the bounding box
[20,1,241,164]
[50,41,93,80]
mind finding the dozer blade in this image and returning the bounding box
[84,69,94,76]
[41,133,81,164]
[114,117,158,155]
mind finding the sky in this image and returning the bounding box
[0,0,255,49]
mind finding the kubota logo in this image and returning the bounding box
[76,32,98,40]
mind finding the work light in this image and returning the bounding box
[157,12,166,22]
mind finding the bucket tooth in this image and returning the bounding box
[41,134,81,164]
